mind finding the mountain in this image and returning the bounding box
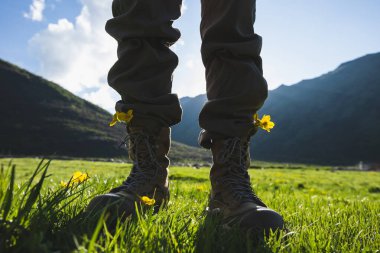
[0,59,209,162]
[172,53,380,165]
[173,94,207,147]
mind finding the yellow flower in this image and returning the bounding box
[254,113,275,132]
[196,185,207,191]
[140,196,156,206]
[60,171,89,187]
[109,110,133,127]
[72,171,89,183]
[60,181,68,187]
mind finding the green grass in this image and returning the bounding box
[0,158,379,252]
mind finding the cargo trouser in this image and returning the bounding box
[106,0,268,141]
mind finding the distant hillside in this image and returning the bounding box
[0,59,209,162]
[172,53,380,165]
[173,94,206,147]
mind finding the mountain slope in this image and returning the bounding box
[172,94,206,147]
[0,59,208,161]
[254,53,380,165]
[172,53,380,165]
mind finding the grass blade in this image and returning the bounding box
[0,165,15,221]
[16,161,50,225]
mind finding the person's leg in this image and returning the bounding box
[87,0,183,221]
[106,0,183,135]
[199,0,267,141]
[199,0,284,236]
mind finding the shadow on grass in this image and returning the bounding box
[194,213,282,253]
[169,174,208,183]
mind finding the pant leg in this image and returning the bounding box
[199,0,268,140]
[106,0,183,135]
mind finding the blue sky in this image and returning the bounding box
[1,0,380,112]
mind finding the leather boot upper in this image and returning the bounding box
[208,136,267,215]
[111,127,171,206]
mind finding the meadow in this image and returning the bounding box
[0,158,379,252]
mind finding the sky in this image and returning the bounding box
[1,0,380,112]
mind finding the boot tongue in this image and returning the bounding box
[210,137,266,207]
[128,127,147,135]
[218,138,247,165]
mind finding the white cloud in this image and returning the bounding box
[185,59,194,69]
[29,0,202,112]
[171,38,185,52]
[82,86,119,112]
[181,0,188,14]
[24,0,46,22]
[29,0,119,112]
[47,18,74,32]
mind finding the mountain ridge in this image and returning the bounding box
[172,52,380,165]
[0,59,209,162]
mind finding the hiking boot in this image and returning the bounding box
[86,127,171,219]
[201,134,284,236]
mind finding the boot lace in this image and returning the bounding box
[218,137,266,206]
[119,132,161,191]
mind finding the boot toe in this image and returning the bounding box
[239,206,284,236]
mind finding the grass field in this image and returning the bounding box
[0,158,379,252]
